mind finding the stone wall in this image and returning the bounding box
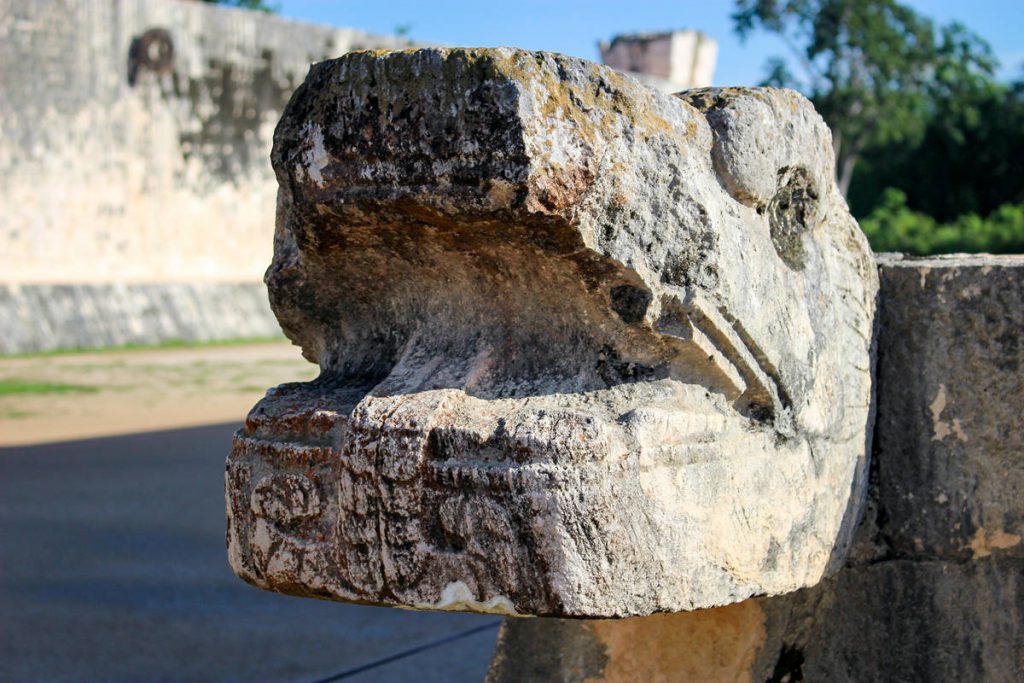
[0,282,281,354]
[0,0,407,284]
[599,30,717,92]
[488,254,1024,682]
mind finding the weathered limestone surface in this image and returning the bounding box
[488,255,1024,682]
[225,48,878,617]
[869,255,1023,563]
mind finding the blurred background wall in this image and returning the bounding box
[1,0,411,283]
[0,0,408,352]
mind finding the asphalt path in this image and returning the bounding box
[0,423,498,683]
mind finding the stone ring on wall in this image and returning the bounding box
[128,28,174,85]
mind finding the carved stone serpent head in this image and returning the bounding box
[225,48,877,617]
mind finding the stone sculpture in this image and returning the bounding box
[488,254,1024,682]
[225,47,878,617]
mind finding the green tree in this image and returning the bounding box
[201,0,278,12]
[849,75,1024,222]
[733,0,996,197]
[859,188,1024,255]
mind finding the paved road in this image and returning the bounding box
[0,424,499,683]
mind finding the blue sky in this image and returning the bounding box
[275,0,1023,85]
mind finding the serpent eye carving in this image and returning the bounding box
[768,166,819,270]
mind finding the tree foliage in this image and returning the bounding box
[849,76,1024,222]
[859,189,1024,255]
[733,0,996,196]
[201,0,278,12]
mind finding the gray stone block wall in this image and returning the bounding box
[0,282,281,354]
[0,0,411,284]
[488,254,1024,683]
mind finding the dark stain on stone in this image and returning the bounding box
[659,200,719,289]
[595,345,659,386]
[609,284,652,323]
[766,644,805,683]
[170,49,299,185]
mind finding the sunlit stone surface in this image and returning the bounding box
[225,48,878,617]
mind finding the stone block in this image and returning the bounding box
[487,255,1024,680]
[225,48,878,617]
[488,557,1024,683]
[867,255,1023,563]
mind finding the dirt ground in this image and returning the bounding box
[0,342,318,446]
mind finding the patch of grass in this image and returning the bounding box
[0,379,99,396]
[55,362,127,372]
[3,335,287,359]
[238,384,276,392]
[0,407,36,419]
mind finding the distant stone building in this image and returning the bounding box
[599,30,717,92]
